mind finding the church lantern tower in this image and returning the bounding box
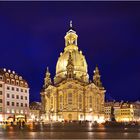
[64,21,78,49]
[55,21,89,84]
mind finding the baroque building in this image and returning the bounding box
[105,101,140,122]
[0,68,29,122]
[41,22,106,122]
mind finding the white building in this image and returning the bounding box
[0,68,29,122]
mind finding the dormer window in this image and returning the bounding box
[6,79,10,84]
[20,81,23,86]
[5,73,9,77]
[11,79,15,85]
[16,80,19,86]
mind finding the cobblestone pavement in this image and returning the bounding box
[0,122,139,139]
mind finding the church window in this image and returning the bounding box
[79,94,82,110]
[51,97,53,104]
[79,104,82,110]
[89,96,92,108]
[59,95,62,102]
[68,93,72,105]
[59,95,63,110]
[96,97,99,111]
[79,94,82,102]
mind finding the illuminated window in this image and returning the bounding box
[79,94,82,102]
[16,81,19,86]
[7,109,10,113]
[20,81,23,86]
[11,80,15,85]
[16,110,19,114]
[59,95,62,102]
[11,109,15,113]
[68,93,72,105]
[51,97,53,104]
[20,110,23,114]
[79,104,82,110]
[59,95,63,110]
[89,96,92,108]
[79,95,82,110]
[6,79,10,84]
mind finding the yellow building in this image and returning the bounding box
[41,21,106,122]
[104,101,140,122]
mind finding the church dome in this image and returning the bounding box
[55,21,89,83]
[56,48,88,75]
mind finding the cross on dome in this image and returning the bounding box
[70,20,72,28]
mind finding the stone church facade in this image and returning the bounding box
[41,22,106,122]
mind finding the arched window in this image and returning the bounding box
[11,79,15,85]
[59,95,63,110]
[79,94,82,110]
[60,95,62,102]
[89,96,92,108]
[96,95,100,111]
[79,94,82,102]
[6,79,10,84]
[51,97,53,104]
[68,93,72,105]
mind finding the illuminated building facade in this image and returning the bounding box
[41,22,106,122]
[0,68,29,122]
[105,101,140,122]
[29,102,41,122]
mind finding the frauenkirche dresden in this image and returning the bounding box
[41,21,106,123]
